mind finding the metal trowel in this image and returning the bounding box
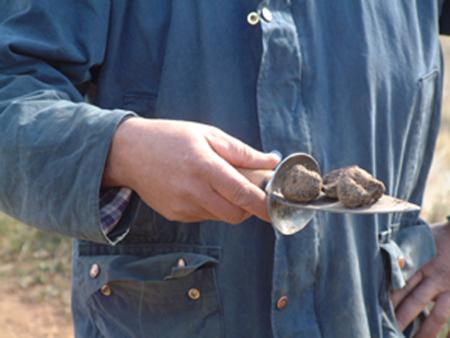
[239,152,420,235]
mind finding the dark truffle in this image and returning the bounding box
[323,166,385,208]
[322,167,348,199]
[280,164,322,202]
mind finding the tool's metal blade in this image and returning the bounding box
[265,152,420,235]
[270,193,420,214]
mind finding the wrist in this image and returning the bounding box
[102,117,142,188]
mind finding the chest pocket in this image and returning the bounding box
[79,250,224,338]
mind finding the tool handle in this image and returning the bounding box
[237,168,273,190]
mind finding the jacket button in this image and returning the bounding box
[187,288,201,301]
[89,264,100,279]
[276,296,288,310]
[247,11,260,26]
[398,256,406,270]
[177,258,186,268]
[261,7,273,22]
[100,284,112,297]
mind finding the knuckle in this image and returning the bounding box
[430,312,447,326]
[193,158,215,179]
[208,125,221,135]
[230,184,252,207]
[237,143,252,161]
[204,126,222,141]
[226,210,248,225]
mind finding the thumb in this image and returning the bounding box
[206,128,280,169]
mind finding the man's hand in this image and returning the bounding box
[102,118,280,224]
[392,222,450,338]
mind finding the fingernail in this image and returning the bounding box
[269,150,282,161]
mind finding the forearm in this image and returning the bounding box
[0,1,143,244]
[0,90,134,243]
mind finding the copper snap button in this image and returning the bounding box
[89,264,100,279]
[100,284,112,297]
[247,11,260,26]
[276,295,288,310]
[177,258,186,268]
[398,256,406,270]
[187,288,201,301]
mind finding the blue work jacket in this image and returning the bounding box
[0,1,449,337]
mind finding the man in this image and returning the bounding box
[0,1,449,337]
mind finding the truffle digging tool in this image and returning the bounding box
[238,153,420,235]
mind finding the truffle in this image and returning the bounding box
[323,166,385,208]
[280,164,322,202]
[322,167,347,199]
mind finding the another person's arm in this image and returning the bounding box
[392,221,450,338]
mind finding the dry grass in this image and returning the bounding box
[421,36,450,224]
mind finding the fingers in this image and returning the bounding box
[202,128,278,222]
[163,200,219,223]
[391,270,424,308]
[414,292,450,338]
[207,154,271,222]
[196,186,251,224]
[395,277,441,331]
[206,129,280,170]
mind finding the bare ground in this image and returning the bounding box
[0,278,73,338]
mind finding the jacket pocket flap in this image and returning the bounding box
[81,252,218,295]
[164,255,218,280]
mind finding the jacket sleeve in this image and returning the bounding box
[441,0,450,35]
[0,1,136,244]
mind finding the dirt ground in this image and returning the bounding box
[0,278,73,338]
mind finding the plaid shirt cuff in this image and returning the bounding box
[99,187,133,235]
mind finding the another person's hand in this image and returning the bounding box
[392,222,450,338]
[103,118,280,224]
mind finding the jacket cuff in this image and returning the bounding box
[84,109,137,244]
[99,187,133,245]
